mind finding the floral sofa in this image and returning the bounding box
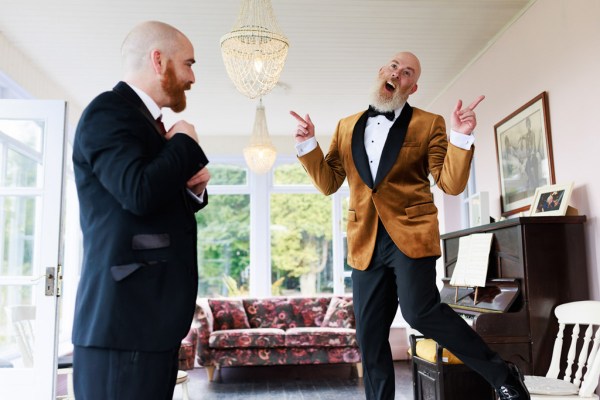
[194,295,362,381]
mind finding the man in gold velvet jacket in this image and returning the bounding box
[290,52,530,400]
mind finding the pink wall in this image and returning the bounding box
[429,0,600,300]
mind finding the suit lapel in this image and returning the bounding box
[113,81,165,139]
[351,111,374,188]
[374,104,413,187]
[113,82,194,211]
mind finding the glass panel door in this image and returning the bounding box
[0,100,66,399]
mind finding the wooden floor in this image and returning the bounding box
[173,361,414,400]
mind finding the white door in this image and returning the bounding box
[0,100,67,399]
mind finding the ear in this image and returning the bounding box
[409,83,418,95]
[150,49,164,74]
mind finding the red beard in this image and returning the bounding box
[161,61,190,113]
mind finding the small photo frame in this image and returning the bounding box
[529,182,573,216]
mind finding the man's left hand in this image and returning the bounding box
[187,167,211,196]
[451,95,485,135]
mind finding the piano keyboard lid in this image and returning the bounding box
[440,278,520,313]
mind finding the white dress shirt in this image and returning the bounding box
[295,105,475,181]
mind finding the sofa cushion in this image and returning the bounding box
[209,328,285,349]
[321,297,355,329]
[289,297,330,327]
[285,327,358,347]
[208,299,250,330]
[243,298,295,329]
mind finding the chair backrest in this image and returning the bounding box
[545,300,600,397]
[4,305,36,368]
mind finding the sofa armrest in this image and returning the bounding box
[178,328,198,370]
[195,298,214,366]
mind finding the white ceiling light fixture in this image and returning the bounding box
[243,99,277,174]
[220,0,289,99]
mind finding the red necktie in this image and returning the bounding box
[156,115,167,136]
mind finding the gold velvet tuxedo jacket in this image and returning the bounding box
[298,104,474,270]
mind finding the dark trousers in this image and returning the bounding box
[352,224,509,400]
[73,345,180,400]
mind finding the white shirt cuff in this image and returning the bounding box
[186,188,205,204]
[295,137,318,156]
[450,129,475,150]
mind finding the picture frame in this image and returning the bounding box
[529,182,573,216]
[494,92,555,216]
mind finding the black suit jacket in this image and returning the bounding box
[72,82,208,351]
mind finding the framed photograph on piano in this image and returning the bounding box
[529,182,573,216]
[494,92,555,217]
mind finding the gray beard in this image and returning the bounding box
[369,81,407,112]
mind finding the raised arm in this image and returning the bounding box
[290,111,315,143]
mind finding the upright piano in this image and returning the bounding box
[440,216,588,375]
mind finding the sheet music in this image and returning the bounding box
[450,233,493,288]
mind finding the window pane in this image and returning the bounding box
[1,196,37,276]
[0,120,43,153]
[0,285,34,367]
[273,162,313,185]
[208,164,247,186]
[271,193,333,295]
[196,194,250,297]
[5,148,40,187]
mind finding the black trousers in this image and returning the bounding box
[73,345,180,400]
[352,223,509,400]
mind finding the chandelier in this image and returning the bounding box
[243,99,277,173]
[220,0,289,99]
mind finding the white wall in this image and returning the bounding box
[0,33,82,125]
[429,0,600,300]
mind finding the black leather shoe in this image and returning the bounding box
[496,362,531,400]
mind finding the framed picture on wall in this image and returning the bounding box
[529,182,573,216]
[494,92,555,216]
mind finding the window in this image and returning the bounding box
[202,158,350,298]
[196,163,250,297]
[271,163,333,295]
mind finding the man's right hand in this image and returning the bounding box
[166,120,198,142]
[290,111,315,143]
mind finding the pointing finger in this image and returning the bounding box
[468,95,485,111]
[290,111,307,126]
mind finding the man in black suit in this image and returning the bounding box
[71,21,210,399]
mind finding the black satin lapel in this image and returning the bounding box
[374,104,413,187]
[351,111,373,188]
[113,82,165,138]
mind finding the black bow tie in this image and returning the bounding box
[367,106,395,121]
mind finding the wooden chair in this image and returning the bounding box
[4,305,74,400]
[524,301,600,399]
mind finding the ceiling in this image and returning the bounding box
[0,0,531,138]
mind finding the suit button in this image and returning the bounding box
[372,189,377,194]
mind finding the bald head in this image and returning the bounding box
[121,21,188,75]
[390,51,421,82]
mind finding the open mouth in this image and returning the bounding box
[384,80,396,93]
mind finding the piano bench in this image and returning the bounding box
[409,335,496,400]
